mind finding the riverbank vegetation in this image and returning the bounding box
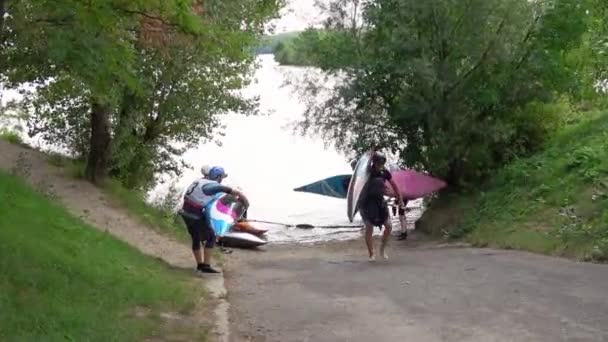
[285,0,608,259]
[1,0,282,190]
[418,110,608,261]
[0,170,206,340]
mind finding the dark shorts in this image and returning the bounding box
[179,208,216,250]
[391,200,409,216]
[359,198,389,227]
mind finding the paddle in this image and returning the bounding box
[246,219,362,230]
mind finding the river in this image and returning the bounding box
[0,54,423,243]
[149,55,423,243]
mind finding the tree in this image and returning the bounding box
[3,0,282,187]
[108,0,282,189]
[294,0,594,187]
[2,0,203,183]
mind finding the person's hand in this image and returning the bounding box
[234,190,249,208]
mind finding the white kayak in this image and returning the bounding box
[219,231,267,249]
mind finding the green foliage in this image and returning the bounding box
[295,0,598,188]
[3,0,283,189]
[21,76,92,159]
[68,160,87,179]
[0,128,23,145]
[423,111,608,261]
[271,29,345,66]
[272,28,353,67]
[566,146,604,181]
[0,170,204,340]
[46,152,70,167]
[256,31,302,54]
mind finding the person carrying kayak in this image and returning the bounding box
[360,151,405,261]
[179,166,250,274]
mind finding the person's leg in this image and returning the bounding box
[182,216,203,266]
[203,247,212,265]
[193,248,203,264]
[397,199,408,240]
[200,221,220,273]
[365,223,375,260]
[380,205,392,259]
[399,213,407,233]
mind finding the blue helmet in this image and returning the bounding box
[208,166,227,181]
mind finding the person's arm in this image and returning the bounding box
[231,189,250,209]
[202,183,250,208]
[386,173,405,208]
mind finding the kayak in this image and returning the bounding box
[294,170,446,201]
[293,174,351,199]
[346,151,373,222]
[219,231,267,249]
[232,221,269,236]
[383,170,447,200]
[206,193,268,249]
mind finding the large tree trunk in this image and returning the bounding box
[85,101,112,184]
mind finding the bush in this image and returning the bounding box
[0,128,23,145]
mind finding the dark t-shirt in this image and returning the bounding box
[363,168,391,201]
[370,168,392,181]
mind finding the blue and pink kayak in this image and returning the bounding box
[205,194,267,248]
[294,170,447,201]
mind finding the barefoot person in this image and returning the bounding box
[179,166,249,274]
[359,151,405,260]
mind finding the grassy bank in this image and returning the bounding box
[0,128,24,145]
[419,110,608,261]
[49,156,190,244]
[104,179,189,243]
[0,170,206,341]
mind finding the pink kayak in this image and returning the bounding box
[384,170,447,200]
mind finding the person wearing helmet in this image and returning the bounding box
[359,151,405,261]
[179,166,249,274]
[200,164,211,178]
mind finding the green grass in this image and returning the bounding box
[46,157,190,244]
[101,180,226,265]
[420,110,608,261]
[46,152,71,167]
[0,128,24,145]
[0,170,207,341]
[103,179,189,243]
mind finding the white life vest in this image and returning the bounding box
[183,178,218,209]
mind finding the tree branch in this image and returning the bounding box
[446,19,506,96]
[514,15,541,70]
[33,16,73,26]
[115,8,181,29]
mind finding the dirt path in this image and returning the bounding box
[0,141,230,341]
[225,236,608,342]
